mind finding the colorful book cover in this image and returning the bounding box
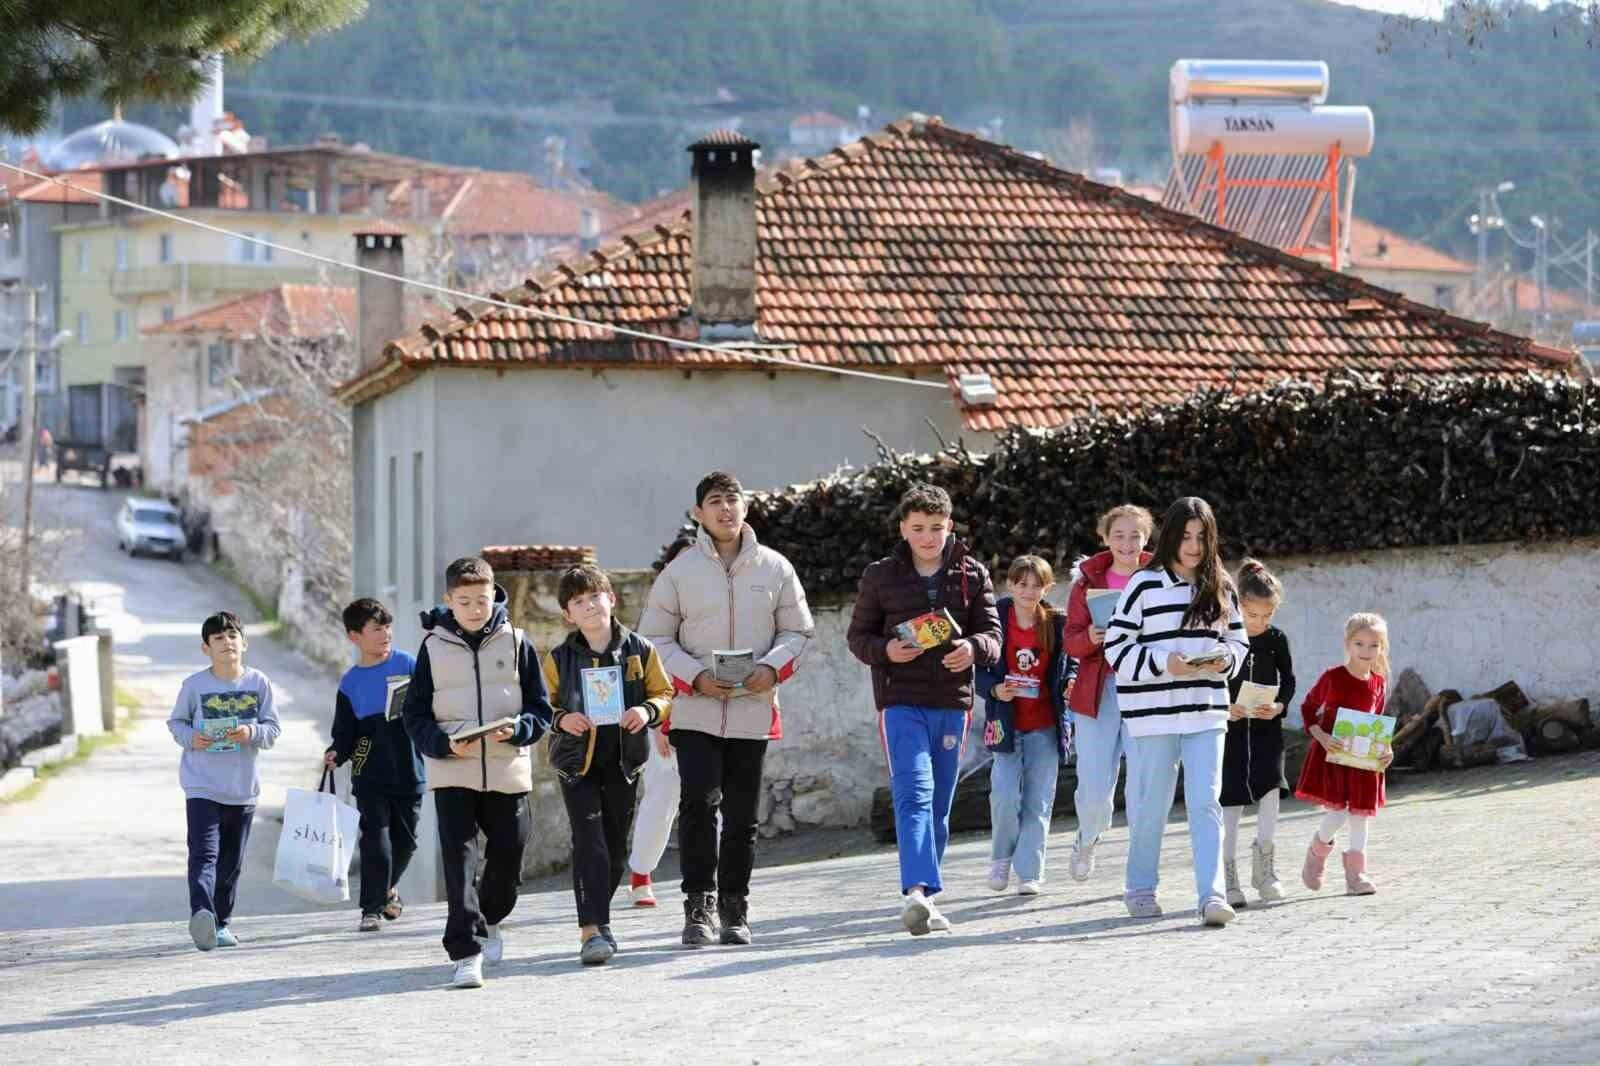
[197,689,259,752]
[1004,673,1041,699]
[1324,707,1397,772]
[582,665,625,726]
[1086,588,1120,629]
[201,715,238,753]
[894,608,961,650]
[1180,646,1232,668]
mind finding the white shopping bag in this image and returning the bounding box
[273,770,361,904]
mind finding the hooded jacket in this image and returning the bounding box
[1064,549,1153,718]
[846,538,1002,712]
[975,597,1074,762]
[542,619,673,783]
[638,524,814,741]
[400,585,552,794]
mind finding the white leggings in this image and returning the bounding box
[1316,809,1371,852]
[1221,790,1280,860]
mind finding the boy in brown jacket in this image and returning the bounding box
[847,483,1001,935]
[401,557,553,989]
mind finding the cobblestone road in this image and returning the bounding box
[2,745,1596,1065]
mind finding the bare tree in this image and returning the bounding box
[1041,117,1099,176]
[1380,1,1600,53]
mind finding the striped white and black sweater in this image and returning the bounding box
[1103,567,1249,738]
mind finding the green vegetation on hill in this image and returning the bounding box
[65,0,1600,266]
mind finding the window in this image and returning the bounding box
[76,311,89,344]
[161,306,175,323]
[114,237,129,270]
[159,234,174,263]
[386,456,398,590]
[229,232,271,263]
[412,451,424,602]
[36,352,56,394]
[76,241,88,273]
[206,342,233,387]
[261,239,274,263]
[114,309,130,341]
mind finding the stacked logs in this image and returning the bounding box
[656,372,1600,599]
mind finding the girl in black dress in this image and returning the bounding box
[1221,559,1295,906]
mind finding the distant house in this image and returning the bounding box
[336,116,1571,651]
[1342,216,1477,311]
[788,111,861,151]
[140,283,355,493]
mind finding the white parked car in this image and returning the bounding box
[116,499,186,560]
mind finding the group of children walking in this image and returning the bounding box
[166,472,1392,986]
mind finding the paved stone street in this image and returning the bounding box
[2,720,1596,1064]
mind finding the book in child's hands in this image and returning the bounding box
[452,716,519,743]
[712,650,756,687]
[384,676,410,722]
[895,608,961,650]
[1086,588,1120,629]
[201,715,238,753]
[1179,646,1233,669]
[1004,673,1041,699]
[1235,680,1278,716]
[1325,707,1397,772]
[582,666,625,726]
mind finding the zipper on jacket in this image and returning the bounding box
[470,637,487,791]
[724,568,735,737]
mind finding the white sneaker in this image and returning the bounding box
[901,890,931,936]
[987,859,1010,893]
[1124,892,1163,919]
[1017,879,1042,896]
[925,896,951,932]
[1201,898,1237,927]
[452,953,484,989]
[1069,840,1096,882]
[189,909,217,952]
[483,924,504,965]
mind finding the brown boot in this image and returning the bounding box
[1342,850,1376,895]
[1302,834,1335,891]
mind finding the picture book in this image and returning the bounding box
[384,676,410,722]
[451,716,518,744]
[1235,680,1278,715]
[1086,588,1120,629]
[201,714,238,753]
[1179,646,1232,669]
[1324,707,1397,772]
[895,608,961,650]
[582,665,625,726]
[1004,673,1041,699]
[712,650,756,687]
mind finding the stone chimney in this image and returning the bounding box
[354,224,406,370]
[687,130,759,325]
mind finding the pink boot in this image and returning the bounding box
[1302,835,1335,891]
[1342,851,1376,895]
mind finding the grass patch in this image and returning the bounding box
[114,685,141,712]
[0,724,132,806]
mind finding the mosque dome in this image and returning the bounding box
[43,114,180,170]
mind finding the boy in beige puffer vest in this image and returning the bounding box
[401,557,553,989]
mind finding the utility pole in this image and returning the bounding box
[19,284,36,597]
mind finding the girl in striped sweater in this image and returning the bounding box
[1104,497,1250,927]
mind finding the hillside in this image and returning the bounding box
[66,0,1600,270]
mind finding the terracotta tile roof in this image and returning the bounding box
[792,111,850,128]
[337,115,1574,426]
[689,129,759,149]
[12,173,102,204]
[386,171,629,237]
[480,545,596,572]
[145,285,355,339]
[1344,217,1475,275]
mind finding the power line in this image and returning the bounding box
[0,161,947,393]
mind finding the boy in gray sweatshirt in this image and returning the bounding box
[166,611,281,951]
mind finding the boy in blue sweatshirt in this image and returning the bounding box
[166,611,281,952]
[323,598,424,932]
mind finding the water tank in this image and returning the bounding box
[1172,104,1374,157]
[43,117,179,171]
[1171,60,1330,105]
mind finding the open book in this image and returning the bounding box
[1086,588,1120,629]
[1234,680,1278,716]
[1179,646,1233,669]
[451,716,518,743]
[712,650,756,687]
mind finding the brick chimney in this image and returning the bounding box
[354,223,406,370]
[687,130,759,326]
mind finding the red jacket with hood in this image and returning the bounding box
[1064,549,1153,718]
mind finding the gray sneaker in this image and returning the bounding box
[1124,892,1163,919]
[189,909,218,952]
[1224,859,1248,908]
[580,933,615,966]
[1068,840,1096,882]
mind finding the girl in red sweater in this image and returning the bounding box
[1296,612,1393,896]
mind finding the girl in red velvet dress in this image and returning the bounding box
[1296,612,1393,896]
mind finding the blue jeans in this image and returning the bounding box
[1123,728,1226,913]
[1072,678,1126,848]
[884,706,968,896]
[989,728,1060,881]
